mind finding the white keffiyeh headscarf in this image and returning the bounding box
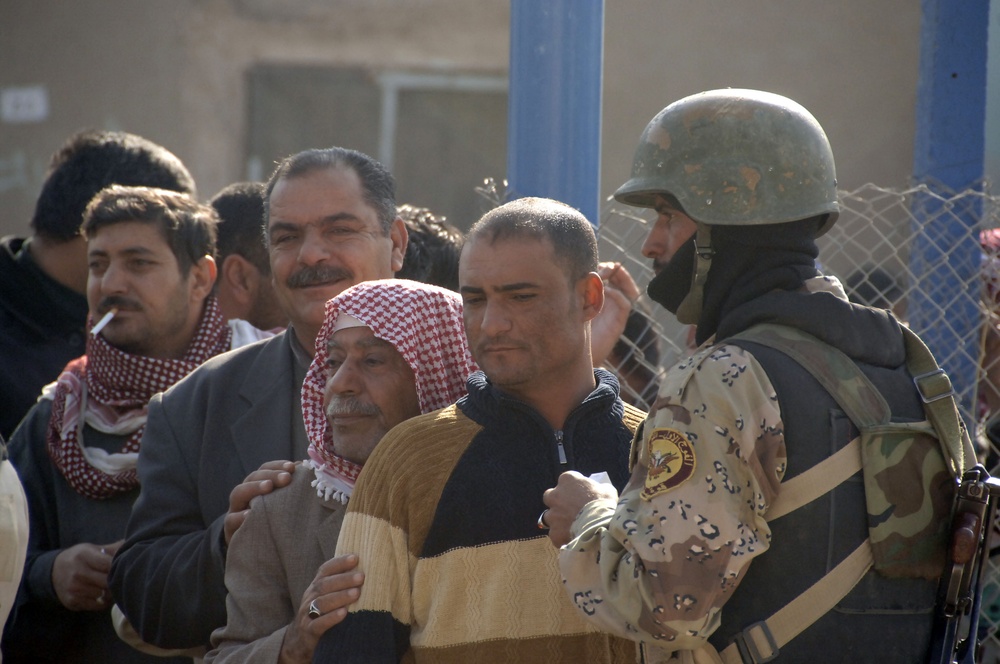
[301,279,477,503]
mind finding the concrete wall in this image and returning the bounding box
[0,0,920,237]
[602,1,921,203]
[0,0,510,235]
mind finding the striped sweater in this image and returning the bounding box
[313,369,646,663]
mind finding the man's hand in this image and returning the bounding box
[542,471,618,547]
[52,540,122,611]
[278,553,364,664]
[224,460,295,545]
[591,262,641,365]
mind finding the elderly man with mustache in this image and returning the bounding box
[108,147,409,654]
[205,278,476,664]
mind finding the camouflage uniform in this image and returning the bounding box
[559,277,939,662]
[571,88,944,662]
[560,331,783,657]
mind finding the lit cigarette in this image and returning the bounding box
[90,308,117,336]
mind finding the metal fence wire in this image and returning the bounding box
[595,183,1000,662]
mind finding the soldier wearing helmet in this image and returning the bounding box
[542,89,945,662]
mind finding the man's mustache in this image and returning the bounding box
[325,397,380,419]
[287,265,353,289]
[97,296,141,314]
[476,334,523,352]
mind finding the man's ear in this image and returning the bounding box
[578,272,605,323]
[189,255,218,302]
[389,216,408,273]
[220,254,259,307]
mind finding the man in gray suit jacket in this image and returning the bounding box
[108,147,408,651]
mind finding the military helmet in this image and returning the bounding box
[614,88,839,235]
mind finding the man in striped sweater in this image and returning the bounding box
[313,197,646,663]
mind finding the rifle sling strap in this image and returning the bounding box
[766,435,861,522]
[719,539,874,664]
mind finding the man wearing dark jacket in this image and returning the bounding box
[4,186,225,663]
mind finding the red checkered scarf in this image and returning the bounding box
[982,229,1000,310]
[302,279,477,503]
[45,297,232,500]
[979,230,1000,421]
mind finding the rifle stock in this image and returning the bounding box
[928,466,1000,664]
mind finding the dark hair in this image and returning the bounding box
[210,181,269,274]
[263,147,396,238]
[82,186,218,275]
[467,197,598,282]
[394,204,464,291]
[31,129,195,242]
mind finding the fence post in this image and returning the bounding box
[909,0,989,422]
[507,0,604,227]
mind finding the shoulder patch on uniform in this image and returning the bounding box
[641,428,696,500]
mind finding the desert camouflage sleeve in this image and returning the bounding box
[559,343,786,652]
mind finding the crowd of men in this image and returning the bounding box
[0,88,969,664]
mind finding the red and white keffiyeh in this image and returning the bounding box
[982,229,1000,310]
[978,230,1000,422]
[45,297,232,500]
[302,279,477,503]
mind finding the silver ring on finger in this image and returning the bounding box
[96,591,106,606]
[308,599,322,620]
[537,509,550,531]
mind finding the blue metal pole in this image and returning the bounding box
[507,0,604,227]
[909,0,989,423]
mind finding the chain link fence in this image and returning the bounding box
[595,182,1000,661]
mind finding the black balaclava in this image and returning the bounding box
[646,234,696,314]
[646,216,824,346]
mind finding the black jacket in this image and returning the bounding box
[0,237,87,439]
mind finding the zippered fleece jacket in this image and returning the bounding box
[313,368,646,664]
